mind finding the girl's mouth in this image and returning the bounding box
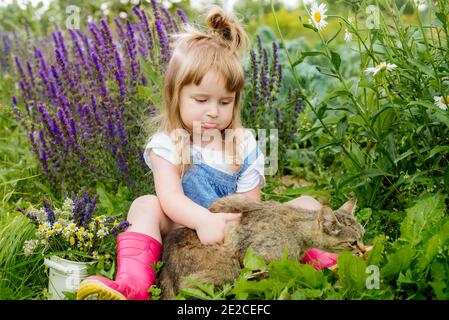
[202,123,218,129]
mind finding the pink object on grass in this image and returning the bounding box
[301,248,339,271]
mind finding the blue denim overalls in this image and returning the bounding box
[182,145,262,208]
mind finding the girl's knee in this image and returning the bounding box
[128,195,163,220]
[288,195,322,210]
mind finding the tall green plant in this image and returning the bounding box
[271,0,449,212]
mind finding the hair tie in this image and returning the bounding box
[211,31,219,37]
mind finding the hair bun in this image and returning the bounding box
[205,5,249,57]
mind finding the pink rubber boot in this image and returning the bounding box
[76,231,162,300]
[301,248,339,271]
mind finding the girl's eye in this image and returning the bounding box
[195,99,206,103]
[221,101,231,105]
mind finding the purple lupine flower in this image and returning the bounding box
[16,207,39,223]
[155,18,170,67]
[113,46,127,100]
[110,220,130,236]
[134,23,148,58]
[276,107,283,142]
[100,18,117,73]
[79,193,89,226]
[56,29,69,64]
[26,61,35,90]
[114,18,127,48]
[256,35,263,60]
[250,48,260,118]
[12,96,17,105]
[39,69,57,102]
[125,20,139,92]
[88,23,107,65]
[55,48,74,89]
[175,7,189,24]
[289,96,304,142]
[91,51,107,98]
[260,49,269,104]
[82,195,98,228]
[161,6,179,33]
[39,148,50,180]
[15,56,31,100]
[43,197,56,224]
[138,9,155,62]
[72,193,82,225]
[90,95,102,127]
[268,42,279,94]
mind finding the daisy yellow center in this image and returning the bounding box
[442,96,449,104]
[314,11,321,23]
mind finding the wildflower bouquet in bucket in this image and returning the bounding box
[17,191,129,263]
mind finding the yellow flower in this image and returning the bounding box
[88,232,94,239]
[69,237,75,245]
[38,225,44,232]
[68,222,77,231]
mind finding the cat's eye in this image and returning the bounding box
[351,241,358,246]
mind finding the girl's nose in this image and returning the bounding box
[206,103,218,117]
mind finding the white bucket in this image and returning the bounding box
[44,256,90,300]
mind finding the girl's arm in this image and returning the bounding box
[237,185,261,202]
[149,149,209,229]
[149,150,241,244]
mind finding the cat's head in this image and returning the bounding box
[315,198,366,256]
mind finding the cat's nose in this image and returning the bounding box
[357,242,367,253]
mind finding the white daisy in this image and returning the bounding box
[303,0,316,5]
[119,12,128,19]
[309,3,328,30]
[434,96,449,110]
[344,29,352,42]
[365,62,397,76]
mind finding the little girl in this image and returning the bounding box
[76,6,335,300]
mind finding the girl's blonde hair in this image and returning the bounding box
[143,5,250,177]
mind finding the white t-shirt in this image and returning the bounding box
[143,131,266,193]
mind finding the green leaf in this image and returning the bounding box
[381,244,415,279]
[330,50,341,71]
[425,146,449,160]
[417,218,449,271]
[406,60,435,77]
[435,12,447,28]
[292,51,325,67]
[336,115,348,140]
[433,110,449,128]
[326,22,342,45]
[351,142,365,167]
[336,252,367,295]
[400,194,447,245]
[429,261,448,300]
[340,168,394,188]
[302,23,318,32]
[243,247,268,270]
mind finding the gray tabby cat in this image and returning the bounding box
[158,194,366,299]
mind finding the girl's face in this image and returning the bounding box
[179,70,235,140]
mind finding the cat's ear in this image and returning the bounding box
[338,197,357,216]
[318,207,337,222]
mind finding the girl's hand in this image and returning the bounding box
[195,212,242,245]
